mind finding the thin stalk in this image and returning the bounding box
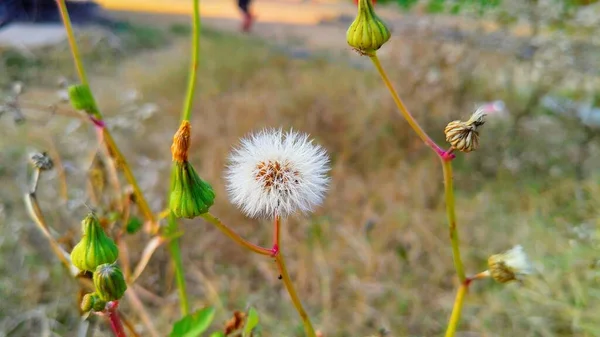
[275,253,316,337]
[181,0,201,121]
[444,280,469,337]
[55,0,157,230]
[442,160,466,282]
[107,303,127,337]
[164,0,202,316]
[444,272,488,337]
[201,213,273,256]
[55,0,89,91]
[103,132,155,230]
[369,54,445,157]
[167,213,190,315]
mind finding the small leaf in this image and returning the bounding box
[242,307,259,337]
[125,216,143,234]
[170,307,216,337]
[209,333,225,337]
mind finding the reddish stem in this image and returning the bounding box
[272,216,281,256]
[107,301,127,337]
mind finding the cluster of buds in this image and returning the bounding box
[169,121,215,218]
[71,213,127,313]
[346,0,391,56]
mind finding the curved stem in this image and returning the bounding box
[275,253,317,337]
[200,213,273,256]
[56,0,157,231]
[444,280,469,337]
[369,54,445,157]
[181,0,201,122]
[167,213,190,315]
[442,160,465,282]
[107,302,127,337]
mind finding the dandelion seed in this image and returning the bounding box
[226,129,330,218]
[488,245,534,283]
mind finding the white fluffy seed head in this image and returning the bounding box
[225,129,330,219]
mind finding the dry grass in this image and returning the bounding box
[1,26,599,337]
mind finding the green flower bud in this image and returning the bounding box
[68,84,99,115]
[81,293,94,313]
[346,0,391,56]
[170,161,215,219]
[70,213,119,272]
[93,263,127,301]
[81,292,107,312]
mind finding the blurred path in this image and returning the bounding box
[99,0,357,25]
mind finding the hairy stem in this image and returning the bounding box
[275,252,316,337]
[55,0,157,231]
[107,302,127,337]
[167,213,190,315]
[201,213,273,256]
[442,160,466,282]
[369,54,445,157]
[181,0,201,122]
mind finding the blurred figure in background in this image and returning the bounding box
[238,0,254,32]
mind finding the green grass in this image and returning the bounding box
[1,25,599,337]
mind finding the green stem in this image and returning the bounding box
[55,0,90,89]
[275,251,316,337]
[442,160,466,282]
[165,0,202,315]
[181,0,201,122]
[167,213,190,315]
[369,54,445,156]
[55,0,157,231]
[444,280,469,337]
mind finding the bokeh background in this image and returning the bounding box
[1,0,600,336]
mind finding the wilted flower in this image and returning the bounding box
[30,152,53,171]
[226,129,330,218]
[488,245,534,283]
[444,107,487,153]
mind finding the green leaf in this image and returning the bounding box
[243,307,260,337]
[209,333,225,337]
[125,216,143,234]
[170,307,216,337]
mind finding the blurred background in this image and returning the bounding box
[1,0,600,336]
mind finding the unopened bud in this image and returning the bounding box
[93,263,127,301]
[81,292,107,312]
[444,108,487,153]
[346,0,391,56]
[170,161,215,219]
[70,213,119,272]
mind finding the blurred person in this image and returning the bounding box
[238,0,254,32]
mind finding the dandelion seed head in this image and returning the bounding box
[226,129,330,218]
